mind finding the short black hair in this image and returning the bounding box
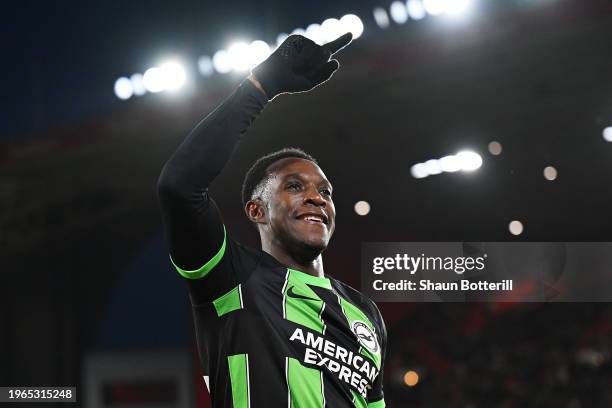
[241,147,318,206]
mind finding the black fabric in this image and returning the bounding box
[156,79,386,407]
[157,79,268,280]
[188,240,387,407]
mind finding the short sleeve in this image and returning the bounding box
[171,231,260,306]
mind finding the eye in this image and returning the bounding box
[287,182,301,191]
[320,188,332,197]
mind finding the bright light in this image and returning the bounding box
[406,0,426,20]
[143,67,165,93]
[373,7,391,29]
[291,28,307,37]
[276,32,289,46]
[249,40,272,65]
[159,61,186,91]
[423,0,445,15]
[354,201,371,216]
[410,163,429,179]
[212,50,232,74]
[198,56,214,77]
[390,1,409,24]
[412,150,482,179]
[306,23,325,44]
[227,42,252,72]
[456,151,482,171]
[130,73,146,96]
[543,166,558,181]
[509,220,524,236]
[114,77,133,100]
[488,141,502,155]
[404,370,419,387]
[340,14,364,39]
[321,18,343,42]
[439,155,462,172]
[424,159,442,175]
[603,127,612,142]
[445,0,474,15]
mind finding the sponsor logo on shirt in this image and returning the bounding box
[289,327,379,397]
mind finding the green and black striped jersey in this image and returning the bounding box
[172,229,387,408]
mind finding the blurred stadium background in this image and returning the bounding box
[2,0,612,406]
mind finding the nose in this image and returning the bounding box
[303,186,326,207]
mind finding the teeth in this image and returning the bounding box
[304,216,323,223]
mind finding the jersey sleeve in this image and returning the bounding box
[157,79,268,303]
[367,302,388,407]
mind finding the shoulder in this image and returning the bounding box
[330,278,385,329]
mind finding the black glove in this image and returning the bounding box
[252,32,353,99]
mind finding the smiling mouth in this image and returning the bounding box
[296,214,328,226]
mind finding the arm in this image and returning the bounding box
[157,78,267,274]
[157,33,353,292]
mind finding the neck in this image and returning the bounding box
[262,240,325,278]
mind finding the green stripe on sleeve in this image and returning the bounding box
[213,285,243,317]
[351,390,367,408]
[368,399,386,408]
[228,354,250,408]
[170,226,227,279]
[286,357,324,408]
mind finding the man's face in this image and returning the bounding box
[263,158,336,254]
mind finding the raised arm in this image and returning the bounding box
[157,32,353,279]
[157,78,268,272]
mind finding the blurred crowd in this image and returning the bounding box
[385,303,611,407]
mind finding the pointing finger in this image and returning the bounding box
[323,32,353,55]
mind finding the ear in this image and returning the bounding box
[245,199,267,225]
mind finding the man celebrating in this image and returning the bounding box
[157,32,387,408]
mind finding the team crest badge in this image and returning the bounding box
[351,321,379,354]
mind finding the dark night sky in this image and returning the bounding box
[3,0,383,139]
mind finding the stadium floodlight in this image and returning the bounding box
[306,23,325,45]
[291,28,307,37]
[406,0,427,20]
[410,163,429,179]
[227,42,252,72]
[198,56,214,77]
[444,0,474,16]
[339,14,364,39]
[423,0,445,15]
[412,150,482,179]
[603,127,612,142]
[456,150,482,171]
[114,77,133,100]
[390,1,409,24]
[424,159,442,175]
[249,40,272,66]
[130,73,146,96]
[439,155,462,172]
[212,49,232,74]
[321,18,343,42]
[276,32,289,46]
[373,7,391,29]
[143,67,165,93]
[159,61,187,91]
